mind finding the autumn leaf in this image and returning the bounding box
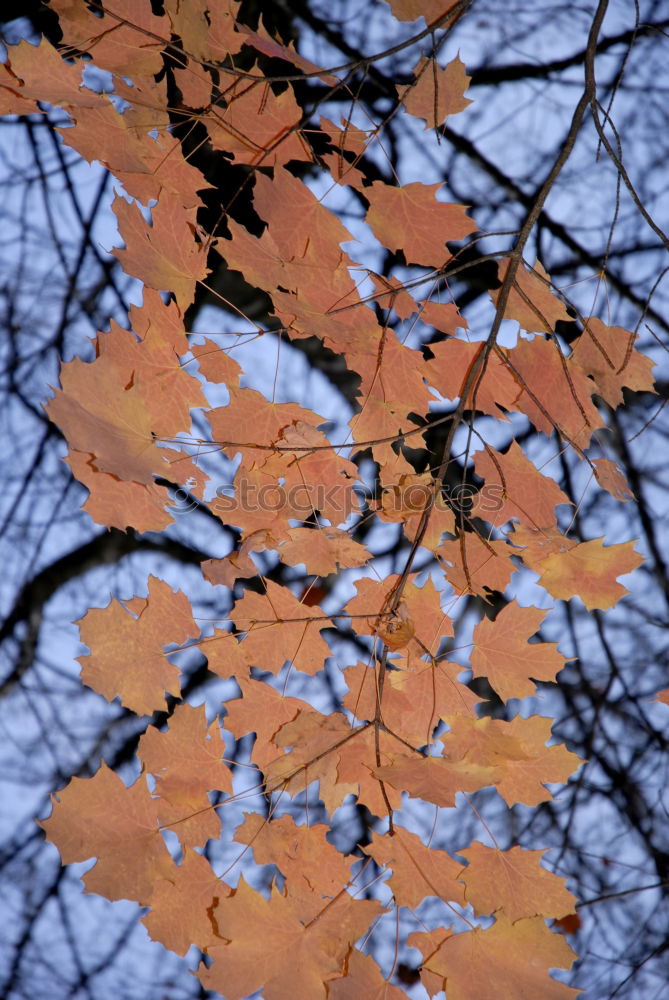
[169,0,244,62]
[264,709,361,813]
[207,385,326,466]
[201,629,250,679]
[493,259,569,333]
[77,576,198,715]
[403,578,455,651]
[223,675,307,772]
[572,316,655,407]
[592,458,634,501]
[421,914,579,999]
[276,420,359,525]
[458,842,577,921]
[46,355,171,487]
[328,949,409,999]
[5,38,105,110]
[439,533,516,599]
[374,753,500,808]
[234,813,353,918]
[65,450,174,533]
[344,576,399,638]
[390,0,459,23]
[199,878,381,1000]
[59,101,209,209]
[470,603,567,700]
[344,659,478,748]
[93,301,208,440]
[474,441,570,530]
[191,340,243,386]
[398,55,472,129]
[49,0,166,78]
[112,191,211,312]
[276,527,370,576]
[252,168,355,275]
[369,273,418,319]
[364,826,467,908]
[364,181,476,267]
[142,848,230,955]
[241,23,336,85]
[442,715,583,806]
[138,703,231,848]
[427,339,520,418]
[334,724,405,817]
[40,763,174,905]
[173,64,213,110]
[231,579,332,675]
[209,68,311,166]
[505,336,604,449]
[531,537,643,610]
[416,297,465,333]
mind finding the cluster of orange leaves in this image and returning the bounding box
[1,1,655,997]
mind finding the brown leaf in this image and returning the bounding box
[365,181,476,267]
[40,763,173,905]
[77,576,198,715]
[470,603,567,700]
[398,55,472,129]
[458,842,577,921]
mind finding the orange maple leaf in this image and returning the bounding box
[6,38,105,110]
[364,826,466,908]
[530,536,643,611]
[344,659,478,749]
[470,603,567,700]
[112,191,211,312]
[427,339,520,418]
[493,260,570,333]
[390,0,461,23]
[374,753,499,807]
[76,576,198,715]
[40,763,174,905]
[264,709,360,813]
[328,949,408,1000]
[231,579,332,675]
[209,68,311,166]
[199,878,381,1000]
[422,914,579,999]
[365,181,476,267]
[276,527,370,576]
[442,715,583,806]
[142,848,230,955]
[59,102,209,209]
[49,0,165,78]
[398,55,472,129]
[592,458,634,501]
[138,703,231,848]
[572,316,655,407]
[474,441,571,530]
[458,842,577,922]
[505,336,604,449]
[46,356,170,486]
[234,813,353,919]
[439,533,516,599]
[65,450,174,533]
[223,675,306,772]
